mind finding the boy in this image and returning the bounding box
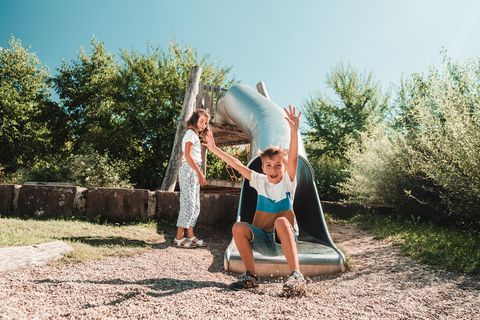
[203,105,306,295]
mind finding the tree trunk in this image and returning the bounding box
[161,66,202,191]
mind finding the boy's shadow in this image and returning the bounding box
[36,277,228,306]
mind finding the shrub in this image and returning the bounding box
[342,57,480,228]
[12,149,132,188]
[68,149,132,188]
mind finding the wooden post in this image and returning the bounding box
[196,82,204,108]
[256,81,271,100]
[161,66,202,191]
[201,146,207,175]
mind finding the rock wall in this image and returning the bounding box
[0,184,239,225]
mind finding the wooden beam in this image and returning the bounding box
[161,66,202,191]
[201,146,207,175]
[196,81,204,108]
[256,81,271,100]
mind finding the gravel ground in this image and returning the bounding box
[0,222,478,319]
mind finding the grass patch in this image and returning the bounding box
[351,214,480,274]
[0,217,165,264]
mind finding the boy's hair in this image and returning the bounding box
[260,146,287,161]
[186,109,211,143]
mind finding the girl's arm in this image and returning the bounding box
[203,130,252,181]
[184,142,206,186]
[284,105,301,182]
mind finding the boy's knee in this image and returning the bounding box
[232,222,252,239]
[274,217,291,230]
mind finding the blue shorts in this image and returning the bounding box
[246,223,297,257]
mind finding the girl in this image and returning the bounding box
[173,109,210,248]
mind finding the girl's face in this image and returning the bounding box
[196,115,209,132]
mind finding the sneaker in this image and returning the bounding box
[282,270,306,297]
[229,271,259,291]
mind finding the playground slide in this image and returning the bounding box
[215,84,346,277]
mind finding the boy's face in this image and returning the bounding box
[261,154,286,184]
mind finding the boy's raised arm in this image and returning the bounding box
[284,105,301,182]
[203,128,252,181]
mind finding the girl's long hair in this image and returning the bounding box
[185,109,211,143]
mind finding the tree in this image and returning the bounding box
[116,41,234,188]
[52,38,119,155]
[0,36,66,172]
[52,38,234,189]
[304,63,388,199]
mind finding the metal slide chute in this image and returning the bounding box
[215,84,346,276]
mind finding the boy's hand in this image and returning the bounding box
[202,128,216,150]
[284,105,301,130]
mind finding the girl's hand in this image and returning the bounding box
[284,104,301,130]
[202,128,216,150]
[198,171,206,186]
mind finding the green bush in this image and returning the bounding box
[68,149,132,188]
[340,125,405,207]
[342,57,480,228]
[308,154,346,200]
[11,149,132,188]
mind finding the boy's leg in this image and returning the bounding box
[232,222,255,275]
[274,217,306,296]
[274,217,299,272]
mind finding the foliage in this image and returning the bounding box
[352,214,480,274]
[12,149,132,188]
[51,38,234,189]
[341,57,480,227]
[206,145,249,181]
[305,153,346,200]
[304,63,388,199]
[52,38,119,155]
[0,36,66,172]
[68,148,132,188]
[115,42,234,188]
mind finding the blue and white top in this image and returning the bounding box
[249,170,298,235]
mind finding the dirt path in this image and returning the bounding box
[0,222,478,319]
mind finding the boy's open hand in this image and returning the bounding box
[284,105,301,130]
[202,127,216,150]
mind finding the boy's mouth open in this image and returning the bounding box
[269,174,279,179]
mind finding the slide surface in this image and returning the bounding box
[215,84,346,276]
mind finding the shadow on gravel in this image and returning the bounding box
[59,236,162,248]
[37,277,228,301]
[157,221,233,274]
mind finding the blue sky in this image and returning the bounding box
[2,0,480,110]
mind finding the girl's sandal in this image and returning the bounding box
[172,237,199,249]
[188,236,207,247]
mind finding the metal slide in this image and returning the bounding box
[215,84,346,276]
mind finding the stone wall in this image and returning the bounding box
[0,184,239,225]
[0,184,374,225]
